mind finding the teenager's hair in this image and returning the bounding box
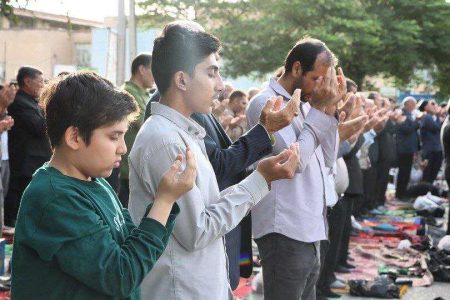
[131,53,152,75]
[42,71,138,147]
[284,37,337,75]
[152,23,221,95]
[229,90,247,102]
[17,66,43,88]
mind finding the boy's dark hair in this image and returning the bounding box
[229,90,247,102]
[284,37,337,75]
[131,53,152,76]
[368,92,378,100]
[17,66,43,88]
[42,71,139,148]
[152,23,221,95]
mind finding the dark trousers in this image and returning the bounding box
[396,153,414,199]
[118,178,129,208]
[422,151,443,184]
[339,194,358,266]
[317,200,345,293]
[375,160,392,207]
[362,166,378,211]
[447,179,450,235]
[255,233,320,300]
[4,176,31,226]
[225,225,241,290]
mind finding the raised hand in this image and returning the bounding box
[259,89,301,134]
[0,85,16,111]
[339,115,368,142]
[155,147,197,204]
[256,143,300,184]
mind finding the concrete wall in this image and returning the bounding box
[0,29,91,82]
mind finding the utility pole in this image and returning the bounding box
[129,0,137,61]
[116,0,126,85]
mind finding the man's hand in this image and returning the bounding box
[257,143,300,184]
[0,85,16,111]
[339,115,368,142]
[211,98,229,117]
[155,147,197,204]
[310,67,346,114]
[0,116,13,132]
[228,114,246,129]
[259,89,301,134]
[338,93,356,122]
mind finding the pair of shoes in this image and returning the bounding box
[335,265,351,273]
[330,279,346,289]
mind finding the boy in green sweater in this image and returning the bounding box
[11,72,196,299]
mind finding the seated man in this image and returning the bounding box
[11,72,197,300]
[128,23,300,300]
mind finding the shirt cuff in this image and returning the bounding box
[238,170,270,205]
[257,123,276,146]
[142,202,180,231]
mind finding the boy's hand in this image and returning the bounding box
[256,143,299,184]
[155,147,197,204]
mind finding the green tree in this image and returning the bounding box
[138,0,450,97]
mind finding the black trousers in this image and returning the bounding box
[4,176,32,226]
[422,151,443,184]
[317,200,345,293]
[375,160,393,207]
[339,194,359,266]
[396,153,414,199]
[362,166,378,211]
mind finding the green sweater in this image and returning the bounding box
[12,164,179,300]
[120,81,149,180]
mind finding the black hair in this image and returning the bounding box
[131,53,152,76]
[229,90,247,102]
[346,78,358,92]
[368,92,378,100]
[17,66,43,88]
[151,23,221,95]
[42,71,138,148]
[284,37,337,75]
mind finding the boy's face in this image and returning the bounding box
[76,119,128,179]
[184,53,224,114]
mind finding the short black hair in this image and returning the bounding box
[368,92,378,100]
[229,90,247,102]
[42,71,139,148]
[17,66,43,88]
[152,23,221,95]
[284,37,337,75]
[131,53,152,76]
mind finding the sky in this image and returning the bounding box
[14,0,123,21]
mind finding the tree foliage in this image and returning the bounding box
[138,0,450,96]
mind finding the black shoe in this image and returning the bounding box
[325,289,342,298]
[335,265,351,273]
[341,262,355,269]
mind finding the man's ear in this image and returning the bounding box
[64,126,82,150]
[174,71,189,91]
[23,77,32,89]
[292,61,303,77]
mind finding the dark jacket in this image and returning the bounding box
[440,116,450,181]
[396,110,420,154]
[420,114,442,155]
[376,120,397,164]
[8,90,52,178]
[343,135,365,195]
[145,91,273,289]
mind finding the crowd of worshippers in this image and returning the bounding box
[1,19,449,300]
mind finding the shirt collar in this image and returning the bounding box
[124,81,149,96]
[151,102,206,139]
[269,77,292,100]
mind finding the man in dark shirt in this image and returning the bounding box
[4,66,52,227]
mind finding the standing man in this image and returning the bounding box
[4,67,51,227]
[418,99,442,183]
[246,38,346,300]
[129,22,300,299]
[119,53,154,207]
[396,96,420,200]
